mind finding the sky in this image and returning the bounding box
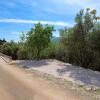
[0,0,100,42]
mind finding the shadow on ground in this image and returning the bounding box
[57,63,100,87]
[14,59,100,87]
[15,60,53,68]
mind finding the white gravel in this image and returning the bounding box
[14,59,100,87]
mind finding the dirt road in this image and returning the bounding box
[0,56,91,100]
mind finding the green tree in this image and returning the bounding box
[68,9,98,66]
[17,32,29,60]
[59,9,100,71]
[1,41,18,59]
[0,38,6,45]
[26,23,54,59]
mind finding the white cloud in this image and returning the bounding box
[17,0,38,6]
[49,0,100,14]
[10,32,21,35]
[51,0,99,7]
[44,8,66,14]
[0,19,73,27]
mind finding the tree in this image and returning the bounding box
[59,8,100,71]
[68,9,98,67]
[0,41,18,59]
[0,38,6,45]
[26,23,54,59]
[59,28,69,46]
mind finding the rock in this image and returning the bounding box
[85,85,99,91]
[85,86,92,91]
[95,95,100,100]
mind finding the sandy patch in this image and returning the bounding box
[14,59,100,87]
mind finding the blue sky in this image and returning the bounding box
[0,0,100,42]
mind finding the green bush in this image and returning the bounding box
[38,43,55,59]
[17,49,28,60]
[0,41,18,59]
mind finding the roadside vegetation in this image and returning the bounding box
[0,8,100,71]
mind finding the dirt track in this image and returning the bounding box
[0,56,92,100]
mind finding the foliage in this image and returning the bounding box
[17,48,28,60]
[0,38,6,45]
[26,23,54,59]
[59,9,100,71]
[0,41,18,59]
[1,9,100,71]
